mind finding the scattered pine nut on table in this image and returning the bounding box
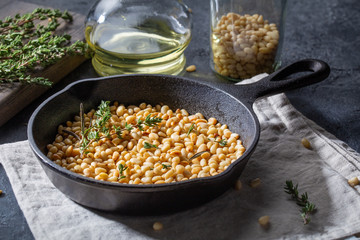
[234,179,242,190]
[153,222,163,231]
[301,138,312,150]
[250,177,261,188]
[348,177,360,187]
[186,65,196,72]
[258,215,270,227]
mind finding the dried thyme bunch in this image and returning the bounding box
[0,8,89,86]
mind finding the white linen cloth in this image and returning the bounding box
[1,75,360,240]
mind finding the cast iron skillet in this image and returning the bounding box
[28,59,330,215]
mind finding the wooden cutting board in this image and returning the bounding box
[0,0,87,127]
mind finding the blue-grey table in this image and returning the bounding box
[1,0,359,239]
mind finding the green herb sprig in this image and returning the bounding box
[79,101,112,153]
[187,123,195,135]
[118,163,128,179]
[76,101,162,154]
[126,114,162,131]
[284,180,317,224]
[162,164,171,169]
[217,139,227,147]
[144,142,158,149]
[0,8,90,86]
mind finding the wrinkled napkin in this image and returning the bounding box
[1,75,360,240]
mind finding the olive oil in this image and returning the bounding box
[85,17,191,76]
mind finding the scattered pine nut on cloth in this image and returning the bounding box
[1,74,360,240]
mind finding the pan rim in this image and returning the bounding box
[27,74,260,192]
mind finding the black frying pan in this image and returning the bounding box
[28,59,330,214]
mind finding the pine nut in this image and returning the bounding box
[186,65,196,72]
[301,138,312,150]
[258,215,270,227]
[250,177,261,188]
[348,177,360,187]
[153,222,163,231]
[234,180,242,190]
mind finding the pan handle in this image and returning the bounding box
[235,59,330,104]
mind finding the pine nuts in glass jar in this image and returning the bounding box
[210,0,287,81]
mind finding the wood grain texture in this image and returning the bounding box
[0,1,87,126]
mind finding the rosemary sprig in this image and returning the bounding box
[0,8,90,86]
[187,123,195,135]
[284,180,317,224]
[188,151,208,161]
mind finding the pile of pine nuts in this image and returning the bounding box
[211,12,279,80]
[47,102,246,184]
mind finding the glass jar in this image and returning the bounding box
[210,0,287,81]
[85,0,192,76]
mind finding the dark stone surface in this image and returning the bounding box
[0,164,34,240]
[0,0,359,238]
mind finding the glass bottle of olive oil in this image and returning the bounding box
[85,0,192,76]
